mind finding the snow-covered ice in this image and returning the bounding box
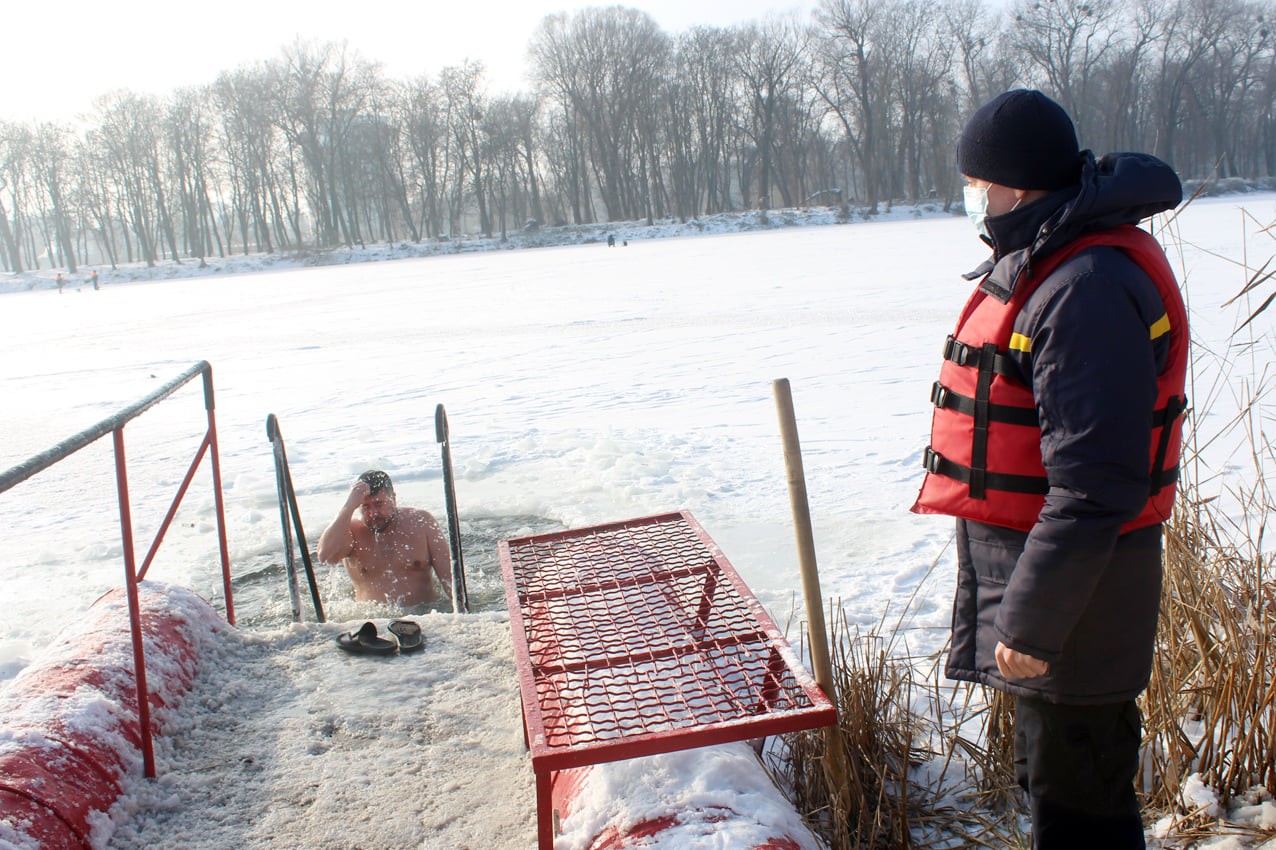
[1,196,1273,848]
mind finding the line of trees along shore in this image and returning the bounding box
[2,0,1273,273]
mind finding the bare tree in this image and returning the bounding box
[481,96,524,239]
[943,0,1014,112]
[733,17,811,211]
[440,61,491,237]
[93,92,172,267]
[1093,0,1159,152]
[881,0,955,202]
[214,66,289,254]
[72,132,121,268]
[397,76,450,238]
[1186,0,1273,176]
[269,40,384,247]
[31,124,81,272]
[531,7,671,222]
[510,96,546,227]
[812,0,893,212]
[670,27,739,216]
[476,94,544,232]
[538,102,592,225]
[1008,0,1124,139]
[1141,0,1227,166]
[0,122,33,272]
[4,2,1276,280]
[371,87,421,244]
[167,87,224,265]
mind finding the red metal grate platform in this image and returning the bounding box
[499,510,837,849]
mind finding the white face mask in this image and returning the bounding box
[963,184,990,239]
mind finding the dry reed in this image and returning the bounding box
[778,453,1274,850]
[774,611,921,849]
[1140,447,1276,815]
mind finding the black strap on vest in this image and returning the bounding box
[968,343,999,499]
[923,447,1049,495]
[931,381,1040,427]
[1149,394,1187,495]
[922,447,1180,497]
[943,335,1019,378]
[932,383,1184,430]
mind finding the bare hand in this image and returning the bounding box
[995,641,1049,679]
[346,479,371,505]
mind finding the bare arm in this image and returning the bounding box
[317,481,369,564]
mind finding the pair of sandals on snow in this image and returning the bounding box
[337,620,423,655]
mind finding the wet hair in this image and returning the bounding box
[358,469,395,497]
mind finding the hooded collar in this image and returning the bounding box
[965,150,1182,302]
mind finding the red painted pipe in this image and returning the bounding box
[0,583,217,849]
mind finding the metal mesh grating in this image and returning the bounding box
[500,512,834,765]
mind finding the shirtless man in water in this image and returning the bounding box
[317,470,452,606]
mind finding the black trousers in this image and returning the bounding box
[1014,697,1145,850]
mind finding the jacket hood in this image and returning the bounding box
[971,151,1183,301]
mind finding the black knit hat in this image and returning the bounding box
[958,89,1081,190]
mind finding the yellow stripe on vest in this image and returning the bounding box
[1009,316,1167,353]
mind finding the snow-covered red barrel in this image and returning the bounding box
[0,583,220,850]
[551,743,824,850]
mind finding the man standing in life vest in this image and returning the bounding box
[913,90,1188,849]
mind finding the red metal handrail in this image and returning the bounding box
[0,360,234,778]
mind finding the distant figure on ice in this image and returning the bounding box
[317,470,452,607]
[91,270,99,290]
[607,234,616,247]
[55,272,64,293]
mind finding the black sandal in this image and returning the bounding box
[336,621,398,655]
[387,619,423,653]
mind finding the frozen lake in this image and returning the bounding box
[1,197,1271,677]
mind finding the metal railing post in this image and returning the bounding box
[266,414,326,623]
[1,361,237,784]
[203,367,235,626]
[113,427,157,779]
[435,404,469,613]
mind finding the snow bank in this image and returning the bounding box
[0,582,223,850]
[554,744,823,850]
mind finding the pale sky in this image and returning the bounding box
[4,0,817,125]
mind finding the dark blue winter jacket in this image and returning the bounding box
[943,151,1183,704]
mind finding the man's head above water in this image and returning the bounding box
[358,469,395,497]
[356,470,397,533]
[316,469,453,606]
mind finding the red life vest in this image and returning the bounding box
[911,225,1188,533]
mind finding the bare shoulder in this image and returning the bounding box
[397,507,441,530]
[348,514,373,540]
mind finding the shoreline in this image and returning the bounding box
[1,202,951,295]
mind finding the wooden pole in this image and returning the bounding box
[773,378,852,816]
[772,378,836,698]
